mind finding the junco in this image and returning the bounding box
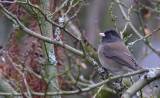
[98,29,141,75]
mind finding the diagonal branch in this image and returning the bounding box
[0,69,150,96]
[116,0,159,55]
[0,3,83,57]
[122,70,160,98]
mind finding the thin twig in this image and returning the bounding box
[116,0,159,55]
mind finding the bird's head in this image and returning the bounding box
[99,29,122,44]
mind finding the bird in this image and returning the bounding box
[98,29,141,75]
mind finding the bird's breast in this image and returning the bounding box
[98,45,126,75]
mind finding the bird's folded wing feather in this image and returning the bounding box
[103,43,139,70]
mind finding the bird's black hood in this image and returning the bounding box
[100,29,122,44]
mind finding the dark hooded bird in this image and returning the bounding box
[98,29,141,75]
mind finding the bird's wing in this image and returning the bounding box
[103,42,139,70]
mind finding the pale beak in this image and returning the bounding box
[99,33,105,37]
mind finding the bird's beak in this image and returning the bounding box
[99,33,105,37]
